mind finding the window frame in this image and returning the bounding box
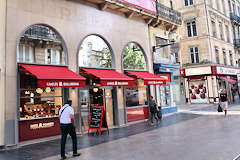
[189,46,200,64]
[186,20,198,37]
[184,0,194,6]
[17,44,34,63]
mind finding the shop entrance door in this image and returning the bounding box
[78,88,114,132]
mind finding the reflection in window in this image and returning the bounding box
[18,25,65,65]
[78,35,112,68]
[125,87,148,107]
[123,43,147,70]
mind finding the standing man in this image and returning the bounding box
[220,89,229,116]
[149,96,158,125]
[59,99,81,160]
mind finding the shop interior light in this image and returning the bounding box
[45,87,51,93]
[36,88,43,94]
[25,91,30,95]
[93,88,98,92]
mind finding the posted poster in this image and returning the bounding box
[189,80,208,103]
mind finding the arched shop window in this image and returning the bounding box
[78,35,112,68]
[123,42,147,71]
[18,24,68,122]
[17,24,66,65]
[122,42,148,108]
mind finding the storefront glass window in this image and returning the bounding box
[19,73,63,120]
[18,25,65,65]
[78,35,112,68]
[158,85,171,107]
[125,87,148,107]
[123,42,147,70]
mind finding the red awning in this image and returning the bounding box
[219,76,237,84]
[124,70,166,85]
[19,64,86,88]
[80,68,135,86]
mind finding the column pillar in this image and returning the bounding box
[0,0,6,146]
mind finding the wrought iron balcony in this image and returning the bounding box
[230,13,240,24]
[156,3,182,25]
[23,25,61,42]
[234,39,240,48]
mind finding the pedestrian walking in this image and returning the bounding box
[149,96,158,125]
[59,99,81,160]
[219,89,229,116]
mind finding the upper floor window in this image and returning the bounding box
[216,0,220,10]
[123,42,147,70]
[190,47,199,63]
[225,25,230,43]
[211,20,216,38]
[219,22,224,40]
[215,47,220,64]
[222,0,226,14]
[229,51,233,66]
[187,21,197,37]
[45,49,61,65]
[18,25,66,65]
[78,35,112,68]
[185,0,193,6]
[18,44,34,63]
[223,49,227,65]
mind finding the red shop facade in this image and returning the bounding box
[181,65,240,104]
[18,64,86,141]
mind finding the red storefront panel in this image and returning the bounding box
[80,68,135,86]
[19,118,61,142]
[119,0,156,13]
[126,107,149,122]
[18,64,86,88]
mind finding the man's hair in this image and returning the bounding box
[150,96,153,99]
[66,99,72,104]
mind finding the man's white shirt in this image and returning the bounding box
[59,104,74,124]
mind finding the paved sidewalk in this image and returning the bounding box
[1,107,240,160]
[0,113,200,160]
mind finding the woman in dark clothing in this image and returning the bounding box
[149,96,158,125]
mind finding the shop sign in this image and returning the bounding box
[216,67,240,75]
[185,67,212,76]
[38,80,85,88]
[180,69,185,77]
[30,122,54,130]
[158,74,171,82]
[101,80,135,86]
[119,0,156,13]
[144,80,165,85]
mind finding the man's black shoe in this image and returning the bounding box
[73,153,81,157]
[61,156,67,160]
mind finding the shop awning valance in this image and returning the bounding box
[124,70,166,85]
[80,68,135,86]
[219,76,237,84]
[18,64,86,88]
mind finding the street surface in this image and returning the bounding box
[1,104,240,160]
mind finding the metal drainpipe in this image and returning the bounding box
[203,0,213,63]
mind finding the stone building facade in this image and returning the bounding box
[177,0,240,104]
[0,0,180,147]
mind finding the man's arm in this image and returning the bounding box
[70,114,75,125]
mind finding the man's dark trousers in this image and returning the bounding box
[60,123,78,157]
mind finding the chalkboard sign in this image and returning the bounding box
[88,106,109,136]
[89,107,103,128]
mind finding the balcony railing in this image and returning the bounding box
[23,25,61,42]
[234,39,240,47]
[230,13,240,24]
[156,3,182,25]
